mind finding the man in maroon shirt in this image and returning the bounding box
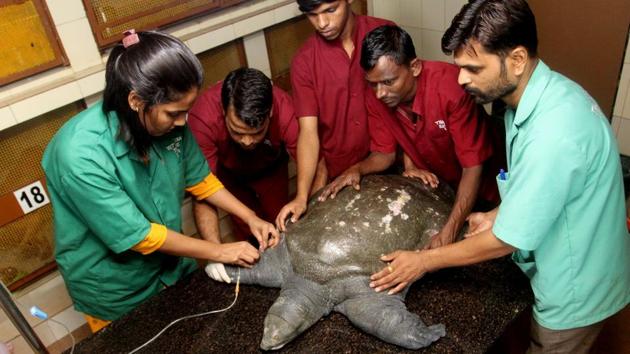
[188,68,298,243]
[275,0,394,231]
[320,25,502,249]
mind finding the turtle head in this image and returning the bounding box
[259,275,331,350]
[260,313,299,350]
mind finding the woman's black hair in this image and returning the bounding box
[221,68,273,129]
[102,31,203,157]
[442,0,538,58]
[360,25,417,72]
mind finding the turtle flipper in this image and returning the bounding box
[335,290,445,349]
[225,236,292,288]
[260,274,332,350]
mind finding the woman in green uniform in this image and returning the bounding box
[42,30,279,331]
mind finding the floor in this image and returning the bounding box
[46,325,91,354]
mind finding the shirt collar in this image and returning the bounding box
[107,111,128,157]
[510,59,550,127]
[411,60,426,116]
[108,110,148,162]
[324,13,361,49]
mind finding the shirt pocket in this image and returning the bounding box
[426,121,451,140]
[96,254,159,301]
[512,249,536,278]
[496,172,510,199]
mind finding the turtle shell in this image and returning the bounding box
[285,175,455,284]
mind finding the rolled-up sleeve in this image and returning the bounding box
[291,51,319,118]
[186,173,224,200]
[131,223,167,255]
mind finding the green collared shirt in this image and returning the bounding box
[42,102,210,320]
[493,60,630,329]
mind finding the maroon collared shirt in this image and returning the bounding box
[291,15,394,178]
[367,61,500,202]
[188,81,297,178]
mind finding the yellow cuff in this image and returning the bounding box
[186,173,224,200]
[85,314,111,333]
[131,223,167,255]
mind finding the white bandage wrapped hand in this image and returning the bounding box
[205,262,232,283]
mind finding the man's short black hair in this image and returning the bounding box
[360,25,417,72]
[442,0,538,58]
[296,0,337,13]
[221,68,273,129]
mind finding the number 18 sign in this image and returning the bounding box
[13,180,50,214]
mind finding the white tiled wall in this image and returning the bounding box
[612,35,630,155]
[11,82,83,124]
[243,31,273,78]
[46,0,86,26]
[421,0,445,31]
[371,0,466,62]
[0,107,17,130]
[372,0,400,23]
[55,18,103,71]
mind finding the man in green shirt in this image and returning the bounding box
[369,1,630,352]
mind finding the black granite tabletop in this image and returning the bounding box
[69,256,532,353]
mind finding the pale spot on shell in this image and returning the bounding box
[380,214,394,233]
[319,240,346,264]
[344,194,361,211]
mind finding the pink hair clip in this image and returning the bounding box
[122,29,140,48]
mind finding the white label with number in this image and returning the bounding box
[13,181,50,214]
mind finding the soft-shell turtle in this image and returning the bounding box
[225,175,449,350]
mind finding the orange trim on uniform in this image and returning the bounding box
[186,173,224,200]
[85,314,111,333]
[131,223,167,255]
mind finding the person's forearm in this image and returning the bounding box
[441,165,482,237]
[310,157,328,195]
[193,200,221,244]
[159,229,222,260]
[357,152,395,175]
[424,229,515,271]
[204,188,256,226]
[296,118,320,200]
[403,152,415,171]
